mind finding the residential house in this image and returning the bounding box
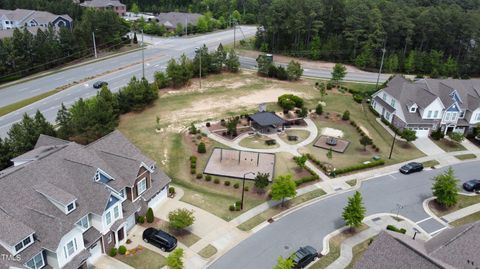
[80,0,127,17]
[354,221,480,269]
[156,12,202,31]
[0,131,170,269]
[0,9,72,30]
[371,75,480,137]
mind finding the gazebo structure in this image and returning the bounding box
[249,111,286,133]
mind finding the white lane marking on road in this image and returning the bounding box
[66,93,72,96]
[18,87,28,92]
[389,174,397,179]
[429,226,448,236]
[154,64,160,67]
[53,77,64,81]
[415,217,433,224]
[84,83,89,87]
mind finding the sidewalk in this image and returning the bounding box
[442,203,480,223]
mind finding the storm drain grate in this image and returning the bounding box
[284,246,290,250]
[334,187,343,191]
[372,217,381,222]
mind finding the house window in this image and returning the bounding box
[106,211,112,225]
[114,205,119,219]
[476,113,480,121]
[66,202,75,213]
[390,99,396,107]
[63,239,77,259]
[382,93,387,100]
[25,252,44,269]
[427,111,432,118]
[14,235,33,253]
[137,178,147,195]
[385,112,391,121]
[107,234,113,244]
[433,111,438,118]
[460,111,465,118]
[76,215,90,230]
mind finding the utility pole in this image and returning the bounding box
[92,31,97,59]
[375,47,386,91]
[241,172,255,210]
[233,20,236,50]
[389,131,397,159]
[195,47,202,89]
[185,17,188,36]
[141,29,145,78]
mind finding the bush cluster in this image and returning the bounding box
[190,156,197,175]
[109,247,118,257]
[386,224,407,234]
[205,175,212,181]
[137,216,145,224]
[334,160,385,175]
[118,245,127,255]
[350,120,380,152]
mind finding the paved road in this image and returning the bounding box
[210,161,480,269]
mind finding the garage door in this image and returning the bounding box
[147,185,168,209]
[87,240,103,265]
[125,214,136,232]
[411,127,430,138]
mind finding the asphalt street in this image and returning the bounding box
[209,161,480,269]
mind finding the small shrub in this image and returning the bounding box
[244,186,249,191]
[109,247,118,257]
[190,156,197,162]
[342,110,350,120]
[229,205,235,211]
[205,175,212,181]
[118,245,127,255]
[214,178,220,184]
[137,216,145,224]
[206,122,211,127]
[191,163,196,169]
[224,180,231,186]
[196,173,203,179]
[146,207,154,223]
[386,224,406,234]
[316,104,323,115]
[190,168,196,174]
[197,142,206,153]
[353,94,364,103]
[430,129,444,140]
[234,183,240,189]
[169,186,175,194]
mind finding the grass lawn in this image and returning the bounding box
[198,244,218,258]
[432,138,467,152]
[310,224,369,269]
[238,134,280,149]
[450,211,480,227]
[115,247,166,269]
[345,236,376,269]
[278,129,311,144]
[455,154,477,160]
[429,194,480,217]
[237,189,326,231]
[422,160,440,168]
[346,179,357,187]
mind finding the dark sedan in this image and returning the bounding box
[142,228,177,252]
[463,179,480,192]
[93,81,108,89]
[399,162,424,174]
[292,246,318,269]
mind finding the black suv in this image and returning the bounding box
[93,81,108,89]
[399,162,424,174]
[292,246,318,268]
[463,179,480,192]
[142,228,177,252]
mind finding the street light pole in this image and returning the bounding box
[233,20,237,50]
[241,172,255,210]
[389,131,397,159]
[141,29,145,78]
[195,47,202,89]
[375,47,386,91]
[92,31,97,59]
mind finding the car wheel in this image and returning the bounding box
[143,238,148,243]
[161,247,166,251]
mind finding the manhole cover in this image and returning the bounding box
[284,246,290,250]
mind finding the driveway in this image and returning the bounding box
[209,161,480,269]
[412,137,445,156]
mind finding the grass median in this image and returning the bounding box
[0,87,64,117]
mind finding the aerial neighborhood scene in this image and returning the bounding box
[1,0,480,269]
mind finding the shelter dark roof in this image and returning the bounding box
[250,112,285,127]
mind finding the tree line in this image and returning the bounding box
[0,8,129,82]
[253,0,480,77]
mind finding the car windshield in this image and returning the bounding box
[403,165,412,169]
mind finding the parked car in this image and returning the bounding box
[399,162,424,174]
[463,179,480,192]
[291,246,318,268]
[93,81,108,89]
[142,228,177,252]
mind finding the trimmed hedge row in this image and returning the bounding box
[305,153,329,173]
[190,156,197,175]
[350,120,380,152]
[294,165,320,186]
[386,224,406,234]
[334,159,385,175]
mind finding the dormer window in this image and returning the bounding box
[14,235,33,253]
[25,251,45,269]
[410,106,416,113]
[95,169,113,184]
[66,202,75,213]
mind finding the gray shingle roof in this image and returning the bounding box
[373,96,395,113]
[34,181,76,206]
[0,210,34,246]
[35,134,69,148]
[156,12,202,29]
[80,0,125,8]
[82,227,102,249]
[250,112,286,127]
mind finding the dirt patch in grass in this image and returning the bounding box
[115,247,166,269]
[429,195,480,217]
[237,188,327,231]
[198,244,218,258]
[142,218,201,247]
[310,224,369,269]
